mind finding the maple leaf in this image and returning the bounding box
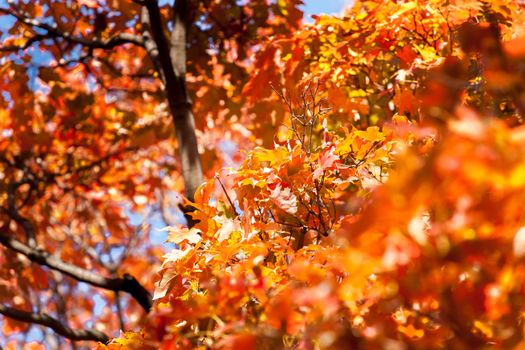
[153,267,179,301]
[312,145,339,180]
[214,216,243,242]
[269,182,298,215]
[164,226,202,245]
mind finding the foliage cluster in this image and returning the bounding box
[2,0,525,349]
[103,0,525,349]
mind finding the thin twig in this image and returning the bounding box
[215,175,239,217]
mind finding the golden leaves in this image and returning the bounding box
[106,0,525,348]
[390,2,418,20]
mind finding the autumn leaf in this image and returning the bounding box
[312,145,339,180]
[153,268,179,301]
[269,182,298,215]
[164,227,202,245]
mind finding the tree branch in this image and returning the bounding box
[0,6,143,50]
[0,227,152,312]
[6,181,37,247]
[0,304,109,343]
[1,149,152,311]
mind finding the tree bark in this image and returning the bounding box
[142,0,204,203]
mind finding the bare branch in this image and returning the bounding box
[1,149,153,311]
[215,175,239,217]
[6,181,37,247]
[0,227,152,312]
[0,304,109,343]
[0,7,143,50]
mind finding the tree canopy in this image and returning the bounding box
[2,0,525,349]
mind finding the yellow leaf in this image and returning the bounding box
[355,127,385,142]
[510,163,525,187]
[472,320,494,339]
[390,2,417,20]
[415,45,438,62]
[398,324,424,339]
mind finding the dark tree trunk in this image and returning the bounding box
[142,0,204,205]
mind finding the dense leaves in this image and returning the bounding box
[100,0,525,349]
[0,0,302,348]
[3,0,525,349]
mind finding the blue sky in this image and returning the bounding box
[303,0,350,18]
